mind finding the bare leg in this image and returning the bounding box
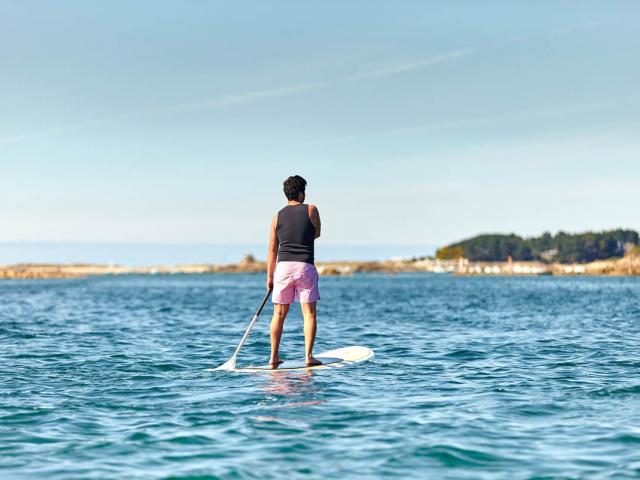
[270,303,290,368]
[301,302,321,366]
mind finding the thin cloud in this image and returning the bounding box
[344,48,474,82]
[0,132,49,145]
[145,48,473,114]
[546,18,613,38]
[1,14,614,146]
[145,81,331,115]
[0,48,473,145]
[0,119,107,145]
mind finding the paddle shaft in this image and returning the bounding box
[229,288,272,361]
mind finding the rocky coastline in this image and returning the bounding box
[1,251,639,279]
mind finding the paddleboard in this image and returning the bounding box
[214,345,374,373]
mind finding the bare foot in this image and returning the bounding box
[269,357,284,369]
[305,356,322,367]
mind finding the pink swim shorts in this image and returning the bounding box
[272,261,320,304]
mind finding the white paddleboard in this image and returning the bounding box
[214,345,374,373]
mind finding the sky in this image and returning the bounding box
[1,0,639,257]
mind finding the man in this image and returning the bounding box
[267,175,321,369]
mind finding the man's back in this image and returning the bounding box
[266,175,322,368]
[276,204,316,264]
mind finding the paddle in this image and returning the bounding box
[214,288,273,371]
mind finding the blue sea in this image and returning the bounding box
[2,274,640,479]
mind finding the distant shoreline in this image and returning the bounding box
[1,252,639,279]
[0,242,437,266]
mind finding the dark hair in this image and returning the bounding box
[283,175,307,200]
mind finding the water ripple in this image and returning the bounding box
[1,274,640,478]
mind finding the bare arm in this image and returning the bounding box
[267,215,278,290]
[308,204,321,239]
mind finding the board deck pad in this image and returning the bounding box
[224,346,374,373]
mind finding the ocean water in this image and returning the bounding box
[2,274,640,479]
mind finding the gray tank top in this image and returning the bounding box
[276,204,315,264]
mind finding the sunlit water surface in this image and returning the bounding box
[2,274,640,479]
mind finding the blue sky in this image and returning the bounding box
[1,0,639,251]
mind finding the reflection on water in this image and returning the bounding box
[253,371,324,430]
[263,370,318,398]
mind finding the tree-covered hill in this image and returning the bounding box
[436,230,639,263]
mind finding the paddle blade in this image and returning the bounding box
[213,357,237,371]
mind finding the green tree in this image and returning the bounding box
[437,229,639,263]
